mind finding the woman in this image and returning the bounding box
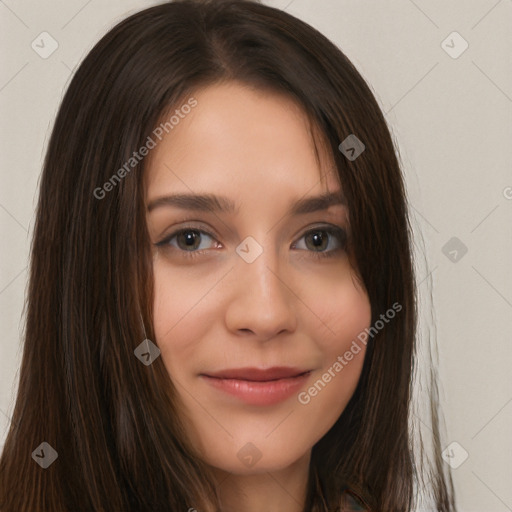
[0,0,456,510]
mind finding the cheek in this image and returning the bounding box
[304,268,372,356]
[296,271,371,419]
[152,257,372,387]
[151,260,213,368]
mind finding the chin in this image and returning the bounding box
[199,438,311,476]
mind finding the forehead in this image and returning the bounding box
[145,81,340,197]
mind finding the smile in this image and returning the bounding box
[199,368,312,406]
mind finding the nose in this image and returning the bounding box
[224,244,298,341]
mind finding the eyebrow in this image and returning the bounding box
[146,190,346,215]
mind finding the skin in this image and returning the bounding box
[144,82,372,512]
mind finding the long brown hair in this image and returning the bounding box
[0,1,456,510]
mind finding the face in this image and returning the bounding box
[145,82,371,475]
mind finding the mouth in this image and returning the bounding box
[199,367,312,406]
[201,366,311,381]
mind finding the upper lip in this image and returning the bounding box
[201,367,311,381]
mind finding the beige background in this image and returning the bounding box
[1,0,511,510]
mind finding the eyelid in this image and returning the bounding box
[154,221,348,257]
[156,221,220,245]
[155,221,346,242]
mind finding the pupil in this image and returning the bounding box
[309,231,326,250]
[180,230,199,249]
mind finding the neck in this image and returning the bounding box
[211,450,311,512]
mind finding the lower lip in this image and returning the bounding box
[200,372,311,406]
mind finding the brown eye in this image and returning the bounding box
[155,228,217,253]
[175,229,202,251]
[304,230,329,251]
[293,226,347,259]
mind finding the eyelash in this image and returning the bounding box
[155,223,348,261]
